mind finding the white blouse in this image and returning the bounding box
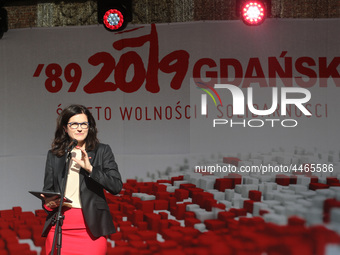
[64,149,82,208]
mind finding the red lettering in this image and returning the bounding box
[113,24,189,93]
[115,51,145,93]
[120,107,133,120]
[193,58,217,87]
[160,50,189,90]
[268,56,293,87]
[295,57,317,88]
[243,58,267,87]
[84,52,117,93]
[220,59,243,86]
[319,57,340,87]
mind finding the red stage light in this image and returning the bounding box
[103,8,124,31]
[97,0,132,32]
[241,1,266,25]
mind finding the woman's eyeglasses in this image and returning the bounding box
[68,122,89,129]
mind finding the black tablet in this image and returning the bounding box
[29,191,72,203]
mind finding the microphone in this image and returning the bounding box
[66,139,78,153]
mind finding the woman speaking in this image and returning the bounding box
[41,104,122,255]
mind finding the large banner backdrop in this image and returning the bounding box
[0,19,339,212]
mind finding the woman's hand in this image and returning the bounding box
[41,194,60,210]
[72,146,93,173]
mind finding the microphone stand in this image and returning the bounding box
[50,147,74,255]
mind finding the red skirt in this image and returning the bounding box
[45,207,107,255]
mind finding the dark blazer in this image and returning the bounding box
[41,143,122,238]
